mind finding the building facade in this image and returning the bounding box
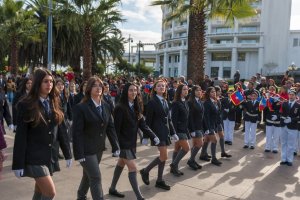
[155,0,296,80]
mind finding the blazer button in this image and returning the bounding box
[49,144,52,147]
[101,123,104,127]
[48,120,51,123]
[100,134,103,136]
[49,132,51,134]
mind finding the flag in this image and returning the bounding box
[144,84,151,94]
[266,98,274,111]
[259,96,267,112]
[230,91,245,106]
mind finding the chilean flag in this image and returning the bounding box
[267,98,274,111]
[144,84,152,94]
[230,91,245,106]
[259,96,267,112]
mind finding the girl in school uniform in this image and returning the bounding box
[12,68,72,200]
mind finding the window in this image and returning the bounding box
[216,27,232,34]
[211,67,219,78]
[169,56,172,63]
[214,39,232,44]
[293,38,299,47]
[238,52,246,61]
[223,67,231,78]
[239,39,257,43]
[168,68,172,76]
[174,68,178,77]
[212,53,231,61]
[240,26,258,32]
[175,55,180,63]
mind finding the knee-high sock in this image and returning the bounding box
[128,172,144,200]
[144,157,160,173]
[211,142,217,159]
[32,192,42,200]
[172,149,187,167]
[157,160,165,182]
[110,165,124,190]
[40,195,53,200]
[189,146,200,161]
[200,142,209,156]
[219,138,225,154]
[172,151,178,163]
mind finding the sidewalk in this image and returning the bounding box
[1,127,300,200]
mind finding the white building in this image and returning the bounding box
[155,0,298,80]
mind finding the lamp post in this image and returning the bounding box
[137,41,143,77]
[47,0,53,70]
[288,62,298,78]
[128,35,133,64]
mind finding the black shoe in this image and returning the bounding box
[206,154,212,159]
[221,152,232,158]
[225,141,229,144]
[280,161,287,165]
[178,169,184,175]
[187,160,198,170]
[272,150,278,154]
[211,158,222,166]
[140,169,150,185]
[294,152,297,156]
[109,188,125,198]
[170,164,182,177]
[264,149,271,153]
[155,181,171,190]
[194,161,202,169]
[286,162,293,166]
[250,146,255,149]
[243,145,249,149]
[199,156,211,162]
[227,141,232,145]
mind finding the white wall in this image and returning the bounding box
[288,32,300,67]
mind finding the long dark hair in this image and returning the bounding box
[20,68,64,126]
[82,76,104,103]
[16,77,32,94]
[174,84,186,102]
[56,78,68,102]
[119,82,142,119]
[205,86,216,101]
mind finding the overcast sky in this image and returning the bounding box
[119,0,300,51]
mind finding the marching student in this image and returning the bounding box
[169,84,190,176]
[187,85,205,170]
[74,81,87,105]
[12,68,72,200]
[264,87,281,153]
[215,86,232,158]
[140,79,177,190]
[242,90,261,149]
[221,89,236,145]
[199,87,222,166]
[72,76,120,200]
[109,82,159,200]
[280,89,300,166]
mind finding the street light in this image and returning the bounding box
[288,62,298,78]
[47,0,53,70]
[128,35,133,64]
[137,41,144,77]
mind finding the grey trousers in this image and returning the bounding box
[77,151,103,200]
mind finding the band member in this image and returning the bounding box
[200,87,222,166]
[264,87,281,153]
[169,84,190,176]
[140,80,177,190]
[187,85,205,170]
[221,89,236,145]
[242,90,261,149]
[72,76,120,200]
[280,89,300,166]
[12,68,72,200]
[109,82,159,200]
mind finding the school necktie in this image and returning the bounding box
[289,102,292,109]
[97,105,104,118]
[43,100,50,114]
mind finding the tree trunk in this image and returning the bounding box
[83,24,92,81]
[10,35,19,75]
[187,3,206,85]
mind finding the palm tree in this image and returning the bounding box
[152,0,256,83]
[0,0,45,75]
[56,0,124,81]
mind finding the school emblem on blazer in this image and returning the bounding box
[294,108,298,114]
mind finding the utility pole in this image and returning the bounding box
[47,0,53,70]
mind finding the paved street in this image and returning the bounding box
[1,127,300,200]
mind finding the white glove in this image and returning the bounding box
[172,134,179,142]
[13,125,17,131]
[271,115,277,121]
[66,159,72,168]
[284,117,292,124]
[204,130,210,135]
[224,108,229,113]
[8,124,14,131]
[142,138,149,145]
[153,137,160,145]
[13,169,24,178]
[190,132,196,137]
[77,158,85,163]
[113,150,120,157]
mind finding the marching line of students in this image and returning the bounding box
[10,70,300,200]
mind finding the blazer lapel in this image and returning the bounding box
[88,99,103,121]
[154,95,168,116]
